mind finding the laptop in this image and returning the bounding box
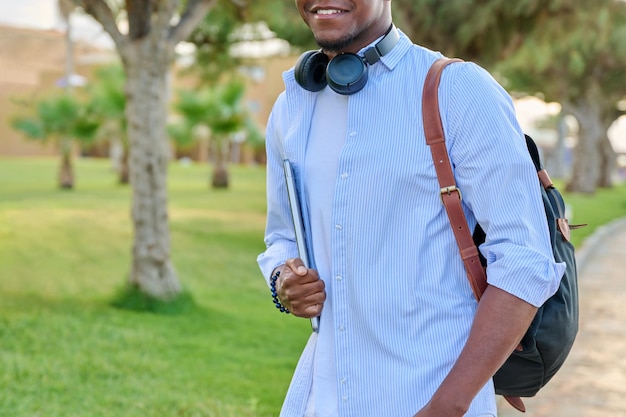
[283,158,320,332]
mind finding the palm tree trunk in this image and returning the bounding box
[119,140,130,184]
[58,138,73,189]
[123,39,181,300]
[211,137,229,188]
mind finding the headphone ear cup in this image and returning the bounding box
[326,53,368,95]
[294,50,330,92]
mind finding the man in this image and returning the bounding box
[257,1,565,416]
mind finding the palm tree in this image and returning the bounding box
[89,64,130,183]
[11,94,99,188]
[170,79,257,188]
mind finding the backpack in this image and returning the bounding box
[422,57,583,412]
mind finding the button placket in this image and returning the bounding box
[334,131,353,411]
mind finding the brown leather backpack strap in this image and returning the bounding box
[503,395,527,413]
[423,58,528,413]
[422,57,488,301]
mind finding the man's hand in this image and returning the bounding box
[412,400,466,417]
[412,285,538,417]
[275,258,326,318]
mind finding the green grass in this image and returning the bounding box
[554,180,626,248]
[0,157,312,417]
[0,157,624,417]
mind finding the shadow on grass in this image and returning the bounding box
[110,284,199,316]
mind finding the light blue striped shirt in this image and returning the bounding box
[258,30,565,417]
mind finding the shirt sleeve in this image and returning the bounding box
[440,62,566,307]
[256,92,300,285]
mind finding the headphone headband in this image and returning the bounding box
[363,24,399,65]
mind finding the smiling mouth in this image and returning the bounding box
[314,9,346,16]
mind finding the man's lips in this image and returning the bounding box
[314,9,345,15]
[309,5,348,17]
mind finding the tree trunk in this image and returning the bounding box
[564,102,604,194]
[596,111,620,189]
[123,38,181,300]
[597,136,616,188]
[58,139,73,189]
[212,163,229,188]
[118,143,130,184]
[211,137,229,188]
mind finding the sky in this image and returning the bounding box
[0,0,114,48]
[0,0,60,30]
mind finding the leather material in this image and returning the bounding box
[538,169,553,189]
[558,218,571,242]
[422,57,488,300]
[504,395,527,413]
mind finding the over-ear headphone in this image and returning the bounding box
[294,24,400,95]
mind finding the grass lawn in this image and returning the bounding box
[0,157,624,417]
[0,157,312,417]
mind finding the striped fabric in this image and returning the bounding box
[257,29,565,417]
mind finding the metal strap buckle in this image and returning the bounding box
[440,185,462,203]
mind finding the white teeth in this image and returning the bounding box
[316,9,342,15]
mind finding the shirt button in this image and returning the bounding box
[349,131,357,137]
[336,274,343,281]
[339,324,345,331]
[340,378,347,384]
[341,172,348,179]
[335,224,342,230]
[342,395,348,402]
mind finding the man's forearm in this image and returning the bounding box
[421,285,538,416]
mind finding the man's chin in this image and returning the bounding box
[315,35,353,54]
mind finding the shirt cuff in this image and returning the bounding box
[485,243,567,307]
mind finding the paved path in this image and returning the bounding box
[498,218,626,417]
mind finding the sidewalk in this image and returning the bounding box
[498,218,626,417]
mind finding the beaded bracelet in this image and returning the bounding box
[270,270,290,314]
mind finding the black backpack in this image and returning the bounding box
[422,58,582,412]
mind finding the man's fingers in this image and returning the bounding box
[301,303,324,319]
[281,280,324,303]
[282,281,326,317]
[281,266,320,286]
[291,295,325,318]
[284,258,308,276]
